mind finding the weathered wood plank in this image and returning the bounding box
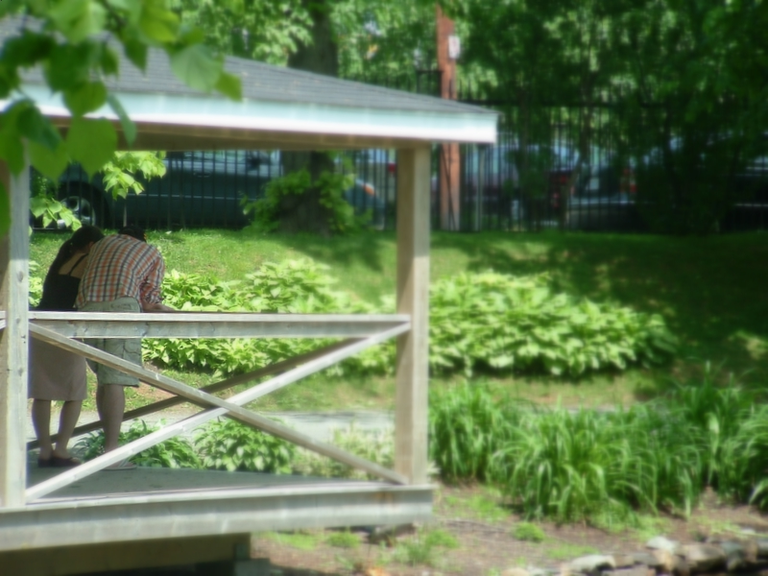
[3,481,433,552]
[28,339,361,450]
[26,323,409,500]
[0,161,30,508]
[30,311,410,339]
[394,147,431,485]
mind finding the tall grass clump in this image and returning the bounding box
[661,368,768,509]
[490,406,695,522]
[428,382,527,482]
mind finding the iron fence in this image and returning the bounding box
[40,69,768,234]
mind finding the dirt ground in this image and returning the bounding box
[252,485,768,576]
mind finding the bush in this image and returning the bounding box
[141,261,676,380]
[75,420,202,469]
[194,418,296,473]
[292,423,394,480]
[429,271,677,377]
[142,260,388,376]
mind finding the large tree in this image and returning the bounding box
[445,0,768,234]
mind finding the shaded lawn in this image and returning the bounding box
[30,228,768,405]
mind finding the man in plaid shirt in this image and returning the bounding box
[77,226,174,468]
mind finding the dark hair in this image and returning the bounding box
[46,225,104,279]
[118,225,146,242]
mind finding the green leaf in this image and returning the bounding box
[122,35,148,70]
[48,0,107,44]
[16,105,61,150]
[65,118,117,177]
[139,2,179,43]
[170,44,222,92]
[45,44,93,91]
[215,70,242,101]
[2,31,55,67]
[63,81,108,117]
[99,45,120,76]
[29,141,70,181]
[107,94,137,147]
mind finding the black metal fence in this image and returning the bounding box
[44,69,768,234]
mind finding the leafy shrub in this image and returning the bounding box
[241,168,367,234]
[194,418,296,473]
[75,420,201,469]
[292,424,394,480]
[141,261,675,381]
[142,260,389,376]
[429,271,677,377]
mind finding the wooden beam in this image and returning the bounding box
[395,147,431,485]
[30,311,410,339]
[26,323,409,500]
[0,161,29,508]
[27,338,360,449]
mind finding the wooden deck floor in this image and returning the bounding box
[0,465,432,552]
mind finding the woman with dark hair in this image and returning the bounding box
[30,225,105,467]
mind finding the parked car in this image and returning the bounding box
[53,150,385,230]
[567,132,768,232]
[457,142,630,229]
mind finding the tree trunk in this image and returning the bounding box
[279,0,338,235]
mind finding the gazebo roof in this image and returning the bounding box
[0,18,497,151]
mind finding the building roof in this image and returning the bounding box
[0,17,497,151]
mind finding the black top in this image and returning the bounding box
[37,254,88,311]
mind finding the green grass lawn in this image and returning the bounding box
[30,228,768,410]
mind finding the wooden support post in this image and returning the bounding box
[395,147,430,484]
[0,161,29,508]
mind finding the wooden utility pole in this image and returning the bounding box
[436,5,460,230]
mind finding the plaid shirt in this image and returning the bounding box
[76,234,165,309]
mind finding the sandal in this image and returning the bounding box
[50,456,82,468]
[104,459,137,471]
[38,457,52,468]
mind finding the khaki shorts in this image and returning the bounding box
[80,297,142,387]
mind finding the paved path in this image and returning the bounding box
[26,409,395,446]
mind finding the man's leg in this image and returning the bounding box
[99,385,125,453]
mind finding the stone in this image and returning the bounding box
[613,566,653,576]
[680,543,726,572]
[651,549,675,574]
[502,569,531,576]
[612,555,635,569]
[717,540,755,571]
[671,555,689,576]
[646,536,680,553]
[631,552,663,568]
[569,555,616,574]
[757,539,768,559]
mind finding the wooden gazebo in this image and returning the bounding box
[0,22,497,575]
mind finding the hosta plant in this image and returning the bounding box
[194,417,296,474]
[74,419,202,469]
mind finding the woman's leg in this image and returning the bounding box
[53,400,82,458]
[31,399,53,460]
